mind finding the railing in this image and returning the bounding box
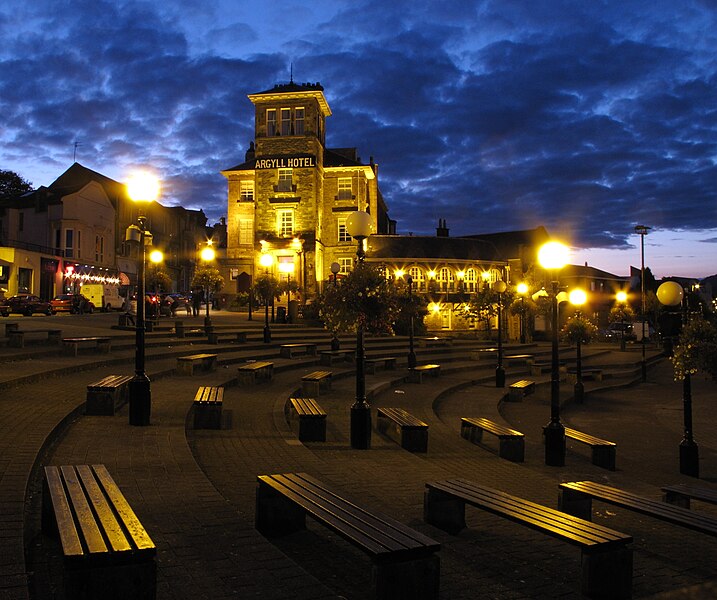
[0,238,63,257]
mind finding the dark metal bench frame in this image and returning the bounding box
[662,483,717,509]
[301,370,332,396]
[256,472,440,600]
[176,353,218,376]
[319,349,354,366]
[408,364,440,383]
[507,379,535,401]
[8,328,62,348]
[207,331,248,344]
[286,397,327,442]
[460,417,525,462]
[365,356,397,374]
[564,427,616,470]
[62,336,112,357]
[86,374,134,415]
[377,407,428,453]
[193,386,224,429]
[424,479,632,599]
[237,361,274,385]
[280,343,318,358]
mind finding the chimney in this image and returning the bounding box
[436,219,449,237]
[245,141,255,162]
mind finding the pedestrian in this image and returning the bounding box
[192,289,201,317]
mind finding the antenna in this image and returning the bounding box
[73,140,82,162]
[290,62,293,83]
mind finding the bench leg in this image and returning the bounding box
[581,545,632,599]
[558,488,593,521]
[402,428,428,453]
[460,423,483,444]
[298,416,326,442]
[591,446,616,471]
[86,390,118,416]
[177,362,194,376]
[663,491,690,509]
[423,488,466,535]
[498,437,525,462]
[302,381,320,397]
[255,481,306,536]
[65,560,157,600]
[374,554,440,600]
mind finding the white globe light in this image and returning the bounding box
[657,281,684,306]
[538,241,569,270]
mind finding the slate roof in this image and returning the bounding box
[366,235,505,263]
[252,81,324,95]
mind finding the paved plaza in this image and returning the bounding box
[1,311,716,599]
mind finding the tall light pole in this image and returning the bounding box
[330,262,341,351]
[494,280,507,387]
[405,273,417,369]
[569,288,587,404]
[125,171,160,427]
[346,210,372,450]
[517,282,528,344]
[260,253,273,343]
[539,241,569,466]
[635,225,651,381]
[657,281,698,477]
[200,244,216,333]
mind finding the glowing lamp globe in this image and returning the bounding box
[127,172,160,203]
[657,281,684,306]
[538,241,569,270]
[569,289,587,306]
[346,210,372,239]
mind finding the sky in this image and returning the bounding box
[1,0,715,279]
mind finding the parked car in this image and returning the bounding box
[129,293,161,318]
[3,294,55,316]
[50,294,95,314]
[160,293,189,316]
[600,322,636,342]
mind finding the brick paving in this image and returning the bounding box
[1,311,716,599]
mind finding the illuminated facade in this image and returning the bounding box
[222,81,390,300]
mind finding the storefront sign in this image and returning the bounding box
[254,155,316,169]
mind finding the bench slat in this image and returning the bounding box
[378,407,427,428]
[60,466,109,555]
[302,371,332,381]
[565,427,615,447]
[44,467,84,558]
[462,417,522,438]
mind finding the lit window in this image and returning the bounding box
[438,267,454,291]
[338,218,351,242]
[277,168,293,192]
[281,108,291,135]
[338,178,352,200]
[408,266,424,290]
[295,107,305,135]
[239,220,253,245]
[465,268,476,292]
[267,109,277,136]
[339,257,353,274]
[240,181,254,202]
[277,209,294,237]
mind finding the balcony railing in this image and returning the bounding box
[0,237,63,257]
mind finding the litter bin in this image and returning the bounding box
[288,300,299,324]
[276,306,287,323]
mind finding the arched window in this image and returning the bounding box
[465,268,477,292]
[438,267,453,292]
[408,266,423,291]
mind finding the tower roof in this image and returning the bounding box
[248,81,331,116]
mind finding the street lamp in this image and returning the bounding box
[538,240,569,466]
[260,253,273,343]
[330,262,341,351]
[405,273,417,369]
[635,225,651,381]
[125,171,160,426]
[616,290,628,351]
[494,280,507,387]
[569,288,587,404]
[517,282,529,344]
[200,244,216,333]
[657,281,698,477]
[346,210,372,450]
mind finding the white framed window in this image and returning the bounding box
[339,257,353,274]
[408,266,424,291]
[295,107,305,135]
[338,178,352,200]
[239,219,253,245]
[239,181,254,202]
[438,267,454,291]
[337,218,351,242]
[280,108,291,135]
[465,268,477,292]
[277,168,293,192]
[277,209,294,237]
[267,109,277,136]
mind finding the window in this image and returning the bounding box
[277,168,293,192]
[277,209,294,237]
[338,178,352,200]
[437,267,454,291]
[65,229,74,259]
[339,257,353,274]
[408,266,424,291]
[95,235,104,263]
[267,109,277,136]
[239,220,253,245]
[239,181,254,202]
[295,107,305,135]
[76,230,81,259]
[337,218,351,242]
[280,108,291,135]
[465,268,477,292]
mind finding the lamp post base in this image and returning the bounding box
[544,421,565,466]
[204,316,213,334]
[495,366,505,388]
[129,374,151,426]
[263,325,271,344]
[679,440,699,478]
[331,336,340,351]
[350,401,371,449]
[574,381,584,403]
[408,351,417,370]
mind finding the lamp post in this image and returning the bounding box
[405,273,417,369]
[616,291,628,351]
[346,210,372,450]
[635,225,650,381]
[569,288,587,404]
[330,262,341,351]
[539,241,569,466]
[200,244,216,333]
[517,282,528,344]
[260,253,273,343]
[125,172,160,427]
[494,280,507,387]
[657,281,698,477]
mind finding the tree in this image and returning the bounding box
[254,273,281,306]
[560,314,598,345]
[191,266,225,295]
[0,170,33,199]
[146,264,172,293]
[392,278,428,337]
[671,317,717,381]
[465,286,514,337]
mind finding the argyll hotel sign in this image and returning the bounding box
[254,154,316,169]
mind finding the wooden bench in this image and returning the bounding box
[424,479,632,599]
[564,427,616,470]
[365,356,397,374]
[237,361,274,385]
[319,349,354,366]
[504,354,533,365]
[280,343,318,358]
[62,336,112,357]
[301,370,332,396]
[469,347,498,360]
[42,464,156,599]
[285,397,327,442]
[559,480,717,536]
[377,407,428,452]
[418,336,452,347]
[256,472,440,600]
[4,322,20,336]
[86,374,133,415]
[408,364,440,383]
[193,386,224,429]
[207,331,248,344]
[460,417,525,462]
[662,483,717,509]
[567,367,603,383]
[176,353,218,376]
[8,328,62,348]
[507,379,535,401]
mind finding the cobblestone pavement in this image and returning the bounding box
[0,311,715,599]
